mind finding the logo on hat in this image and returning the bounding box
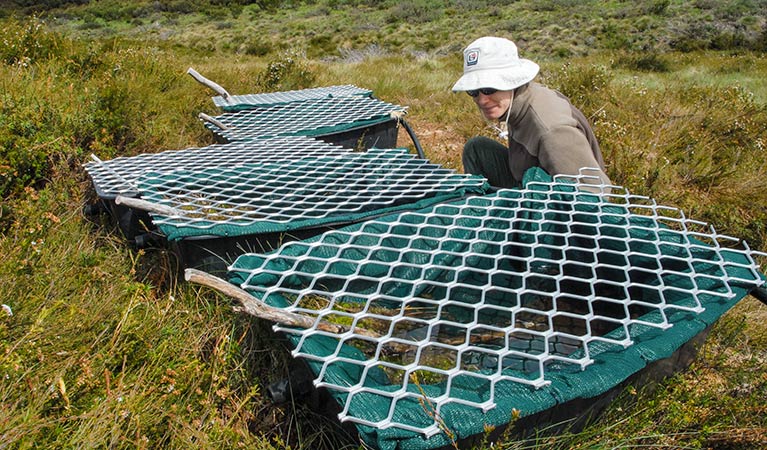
[466,48,479,66]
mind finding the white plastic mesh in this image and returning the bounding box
[84,137,349,199]
[205,96,406,142]
[211,84,372,109]
[139,148,486,231]
[228,169,765,436]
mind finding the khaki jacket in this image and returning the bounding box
[506,82,610,186]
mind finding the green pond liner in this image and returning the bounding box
[226,167,765,450]
[203,96,406,144]
[82,137,353,241]
[84,137,351,200]
[137,148,489,241]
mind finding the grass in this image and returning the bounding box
[1,3,767,449]
[13,0,767,58]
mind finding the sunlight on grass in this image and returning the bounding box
[1,5,766,449]
[609,52,767,106]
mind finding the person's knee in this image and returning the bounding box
[461,136,517,188]
[462,136,496,169]
[463,136,496,155]
[462,137,484,175]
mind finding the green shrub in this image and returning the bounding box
[670,17,763,52]
[544,61,612,110]
[758,24,767,51]
[159,0,196,14]
[77,18,103,30]
[454,0,512,8]
[308,33,335,58]
[0,16,62,65]
[615,52,671,72]
[9,0,89,13]
[645,0,670,15]
[530,0,580,12]
[241,37,272,56]
[386,0,445,24]
[600,20,634,50]
[255,49,316,91]
[0,26,209,199]
[326,0,390,8]
[585,68,767,247]
[710,30,748,50]
[0,105,65,197]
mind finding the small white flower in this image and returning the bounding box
[2,304,11,316]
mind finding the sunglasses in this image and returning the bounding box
[466,88,499,97]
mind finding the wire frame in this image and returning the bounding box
[227,168,765,437]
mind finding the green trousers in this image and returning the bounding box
[462,136,521,188]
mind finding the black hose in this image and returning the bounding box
[751,286,767,305]
[399,119,426,160]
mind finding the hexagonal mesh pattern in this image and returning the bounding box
[227,168,765,438]
[136,148,488,240]
[212,84,372,111]
[204,96,406,142]
[84,137,350,199]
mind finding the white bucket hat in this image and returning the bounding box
[452,37,540,92]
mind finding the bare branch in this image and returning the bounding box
[184,268,381,338]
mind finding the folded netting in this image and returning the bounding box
[137,148,489,240]
[211,84,373,112]
[227,167,765,450]
[203,96,406,142]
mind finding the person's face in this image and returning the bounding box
[470,89,513,121]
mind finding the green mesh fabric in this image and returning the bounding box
[227,167,764,450]
[136,148,489,241]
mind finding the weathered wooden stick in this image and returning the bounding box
[187,67,231,100]
[115,195,186,217]
[198,112,230,130]
[184,268,381,338]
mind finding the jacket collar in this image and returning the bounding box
[504,82,533,128]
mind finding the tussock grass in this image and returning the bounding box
[1,7,766,450]
[0,166,286,449]
[29,0,767,60]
